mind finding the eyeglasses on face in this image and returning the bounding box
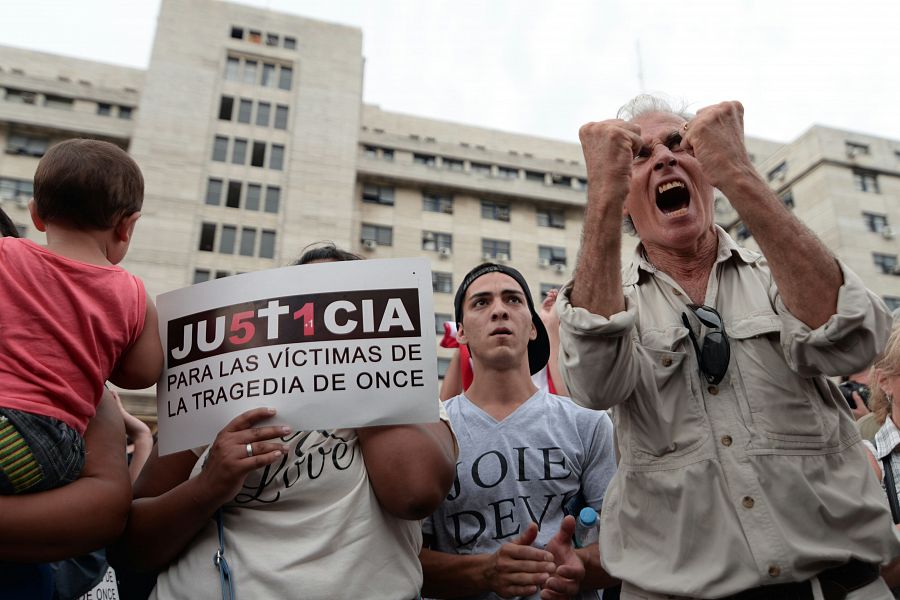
[680,304,730,385]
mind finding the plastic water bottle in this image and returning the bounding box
[573,506,599,548]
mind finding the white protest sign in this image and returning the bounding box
[156,258,438,455]
[76,566,118,600]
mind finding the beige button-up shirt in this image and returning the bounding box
[557,227,900,598]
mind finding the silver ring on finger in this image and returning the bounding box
[246,443,254,458]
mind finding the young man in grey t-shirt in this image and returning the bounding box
[420,263,617,600]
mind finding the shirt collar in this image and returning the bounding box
[624,225,761,286]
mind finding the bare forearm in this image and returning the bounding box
[359,421,457,519]
[724,170,841,328]
[571,189,626,316]
[420,548,491,598]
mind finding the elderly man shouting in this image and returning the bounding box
[556,95,900,600]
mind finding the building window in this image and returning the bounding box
[218,96,234,120]
[239,227,257,256]
[864,212,889,233]
[874,253,898,275]
[526,170,545,183]
[853,169,880,193]
[423,192,453,214]
[44,95,73,110]
[266,33,279,47]
[278,66,293,91]
[235,98,251,123]
[434,313,452,334]
[256,102,271,127]
[274,105,288,130]
[4,88,37,105]
[212,136,229,162]
[470,162,491,176]
[551,174,572,188]
[199,222,216,252]
[6,133,49,157]
[193,269,211,284]
[248,30,262,44]
[537,207,565,229]
[230,26,243,40]
[205,178,223,205]
[884,296,900,312]
[225,57,240,80]
[482,238,511,260]
[780,189,795,209]
[118,106,133,120]
[261,63,276,87]
[423,231,452,252]
[260,229,276,259]
[497,166,518,179]
[539,245,567,267]
[443,158,464,171]
[362,184,394,206]
[251,141,266,167]
[245,183,261,210]
[215,271,230,279]
[0,178,33,203]
[270,144,284,170]
[284,36,297,50]
[382,148,394,161]
[226,180,242,208]
[575,178,588,191]
[846,141,870,157]
[220,225,237,254]
[767,162,787,183]
[231,138,247,164]
[361,223,393,246]
[264,186,280,213]
[97,103,112,116]
[414,153,436,167]
[481,200,510,222]
[437,357,451,380]
[432,271,453,294]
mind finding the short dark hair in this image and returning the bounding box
[0,206,19,237]
[33,139,144,229]
[294,242,362,265]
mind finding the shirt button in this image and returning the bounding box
[721,435,733,447]
[708,385,718,395]
[742,496,755,509]
[662,357,673,367]
[768,565,781,578]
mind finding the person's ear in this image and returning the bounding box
[457,322,468,346]
[529,321,537,341]
[28,198,46,232]
[877,369,891,395]
[115,211,141,242]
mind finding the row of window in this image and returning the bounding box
[212,135,285,170]
[362,144,586,190]
[198,222,277,259]
[218,96,289,129]
[362,223,568,266]
[3,87,133,119]
[769,159,881,194]
[362,187,566,228]
[224,56,293,91]
[6,133,49,157]
[230,26,297,50]
[193,269,240,284]
[205,178,281,213]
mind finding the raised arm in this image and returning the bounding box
[0,389,130,562]
[569,120,643,317]
[108,407,288,571]
[683,101,842,328]
[358,418,457,520]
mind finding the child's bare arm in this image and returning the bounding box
[0,390,131,562]
[109,292,163,389]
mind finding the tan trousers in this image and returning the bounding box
[620,576,892,600]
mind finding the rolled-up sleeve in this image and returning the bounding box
[556,284,639,410]
[775,261,893,378]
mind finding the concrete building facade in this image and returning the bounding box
[1,0,898,418]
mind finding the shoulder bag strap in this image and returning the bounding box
[881,455,900,525]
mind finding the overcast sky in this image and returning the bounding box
[5,0,899,144]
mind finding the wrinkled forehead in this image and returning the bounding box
[633,112,686,142]
[464,272,524,302]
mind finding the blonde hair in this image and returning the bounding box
[871,326,900,424]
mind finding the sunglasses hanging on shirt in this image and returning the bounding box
[681,304,731,385]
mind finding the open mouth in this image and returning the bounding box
[490,327,512,336]
[656,180,690,216]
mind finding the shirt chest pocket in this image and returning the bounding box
[729,313,831,447]
[624,327,709,466]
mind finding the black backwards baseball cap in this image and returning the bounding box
[453,262,551,375]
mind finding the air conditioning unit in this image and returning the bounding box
[538,258,551,268]
[496,253,509,262]
[439,247,452,257]
[882,227,896,240]
[362,239,377,250]
[553,263,566,273]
